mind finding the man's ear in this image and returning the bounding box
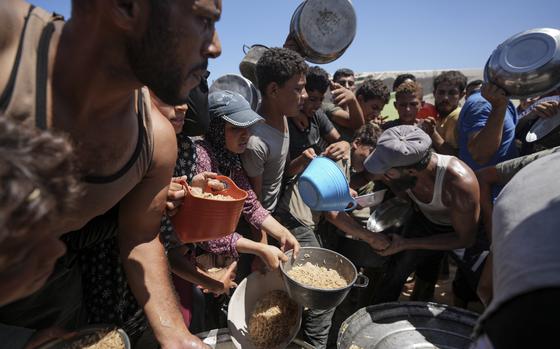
[266,82,279,98]
[110,0,143,31]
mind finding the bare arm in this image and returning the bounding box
[330,83,365,130]
[324,211,390,251]
[467,83,510,165]
[286,147,316,177]
[118,114,206,348]
[380,161,480,255]
[476,166,499,241]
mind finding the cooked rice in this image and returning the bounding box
[65,329,125,349]
[190,187,234,200]
[248,290,298,349]
[287,262,348,289]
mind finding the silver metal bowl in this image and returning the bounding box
[484,28,560,98]
[280,247,368,310]
[209,74,261,111]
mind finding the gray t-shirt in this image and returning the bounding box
[241,121,289,212]
[478,151,560,327]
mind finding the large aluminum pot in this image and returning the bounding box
[239,44,268,87]
[196,329,314,349]
[484,27,560,98]
[280,247,368,310]
[290,0,357,64]
[337,302,479,349]
[209,74,261,111]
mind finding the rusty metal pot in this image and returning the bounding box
[289,0,357,64]
[239,44,268,87]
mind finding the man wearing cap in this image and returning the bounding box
[363,125,482,304]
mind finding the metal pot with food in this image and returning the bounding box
[279,247,368,310]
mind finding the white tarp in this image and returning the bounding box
[355,68,484,103]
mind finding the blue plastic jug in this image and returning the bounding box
[298,156,357,211]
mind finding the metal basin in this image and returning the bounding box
[367,197,413,233]
[337,302,479,349]
[209,74,261,111]
[484,27,560,98]
[290,0,357,64]
[280,247,368,310]
[197,328,314,349]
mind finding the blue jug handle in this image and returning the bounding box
[345,199,358,211]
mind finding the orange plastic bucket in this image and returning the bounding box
[171,175,248,243]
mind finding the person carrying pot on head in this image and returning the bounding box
[363,125,485,305]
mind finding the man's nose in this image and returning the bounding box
[204,31,222,59]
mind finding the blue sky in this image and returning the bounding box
[32,0,560,81]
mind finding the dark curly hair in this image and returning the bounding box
[256,47,308,95]
[306,66,330,94]
[353,122,382,147]
[433,71,467,93]
[355,78,390,104]
[392,73,416,91]
[0,117,81,240]
[395,81,422,100]
[333,68,354,82]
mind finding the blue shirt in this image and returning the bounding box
[458,91,518,171]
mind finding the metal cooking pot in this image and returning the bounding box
[209,74,261,111]
[239,44,269,87]
[367,197,413,233]
[484,27,560,98]
[337,302,479,349]
[38,326,131,349]
[196,329,314,349]
[289,0,357,64]
[280,247,368,310]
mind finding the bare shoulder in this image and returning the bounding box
[149,102,177,169]
[0,0,32,96]
[443,157,480,209]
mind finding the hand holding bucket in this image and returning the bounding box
[171,175,248,243]
[298,156,357,212]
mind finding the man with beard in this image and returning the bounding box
[0,0,221,348]
[364,125,481,304]
[421,71,467,155]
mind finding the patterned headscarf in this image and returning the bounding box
[204,116,242,176]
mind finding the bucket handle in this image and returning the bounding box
[205,175,241,194]
[242,44,251,54]
[344,199,358,212]
[353,273,369,288]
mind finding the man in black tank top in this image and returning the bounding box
[0,1,222,348]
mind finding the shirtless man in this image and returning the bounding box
[0,1,221,348]
[363,125,481,303]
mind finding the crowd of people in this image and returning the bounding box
[0,1,559,349]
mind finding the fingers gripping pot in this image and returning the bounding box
[280,247,368,310]
[171,175,248,243]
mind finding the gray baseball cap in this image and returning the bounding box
[208,90,264,127]
[364,125,432,174]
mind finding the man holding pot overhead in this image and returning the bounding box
[363,125,484,304]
